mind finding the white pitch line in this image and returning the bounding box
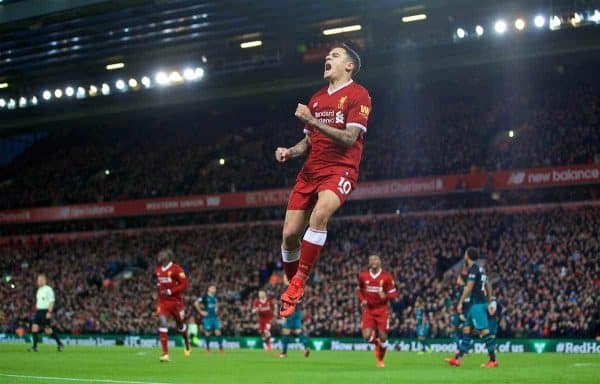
[0,373,175,384]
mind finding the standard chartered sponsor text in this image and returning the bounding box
[0,211,31,222]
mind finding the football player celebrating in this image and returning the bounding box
[275,43,372,317]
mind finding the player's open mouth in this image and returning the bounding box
[324,63,332,71]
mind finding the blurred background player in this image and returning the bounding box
[415,297,431,355]
[155,248,191,362]
[275,43,372,317]
[487,295,504,341]
[195,285,224,353]
[357,254,397,368]
[279,307,310,359]
[187,316,200,347]
[449,268,470,349]
[252,290,275,352]
[445,247,498,368]
[28,274,63,352]
[279,276,310,358]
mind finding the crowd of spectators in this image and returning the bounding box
[1,65,598,209]
[1,206,598,339]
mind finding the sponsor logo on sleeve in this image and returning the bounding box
[359,105,370,118]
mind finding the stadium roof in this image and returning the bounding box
[0,0,599,131]
[2,0,591,78]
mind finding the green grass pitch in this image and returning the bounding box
[1,344,598,384]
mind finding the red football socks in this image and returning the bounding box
[296,228,327,282]
[281,247,300,281]
[159,328,169,355]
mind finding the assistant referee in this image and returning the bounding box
[29,274,63,352]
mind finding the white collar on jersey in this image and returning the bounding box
[369,269,382,279]
[161,262,173,272]
[327,79,353,95]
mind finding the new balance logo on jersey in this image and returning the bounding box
[335,111,345,124]
[359,105,370,118]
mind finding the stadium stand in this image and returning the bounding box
[1,204,598,339]
[1,65,598,209]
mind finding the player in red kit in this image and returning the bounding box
[155,248,191,362]
[275,43,372,317]
[357,255,398,368]
[252,290,275,352]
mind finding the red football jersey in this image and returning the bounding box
[155,262,188,303]
[357,269,397,309]
[254,298,274,320]
[301,80,372,181]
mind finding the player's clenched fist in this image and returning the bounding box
[275,147,291,163]
[294,103,314,124]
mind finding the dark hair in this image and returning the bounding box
[465,247,479,261]
[331,42,362,75]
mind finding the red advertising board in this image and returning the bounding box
[0,164,597,225]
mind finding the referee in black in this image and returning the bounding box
[29,274,63,352]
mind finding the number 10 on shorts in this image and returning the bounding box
[338,176,352,195]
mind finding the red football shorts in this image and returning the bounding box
[259,318,273,334]
[157,300,185,323]
[361,307,389,332]
[287,173,356,211]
